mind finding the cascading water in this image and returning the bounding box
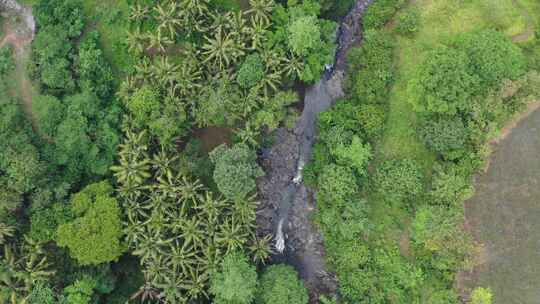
[256,0,374,301]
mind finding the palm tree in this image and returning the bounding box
[146,31,173,53]
[202,29,245,71]
[246,18,269,50]
[152,146,177,179]
[0,223,14,245]
[234,122,260,147]
[180,266,208,300]
[111,130,152,191]
[281,54,304,80]
[249,235,273,264]
[116,76,138,102]
[179,0,210,34]
[230,195,258,228]
[176,176,204,209]
[131,273,162,303]
[173,58,203,97]
[151,56,179,88]
[179,217,205,248]
[126,28,147,55]
[246,0,275,25]
[129,3,150,23]
[216,217,247,254]
[166,240,198,275]
[133,57,154,82]
[154,2,182,38]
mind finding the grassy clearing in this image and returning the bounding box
[369,0,537,299]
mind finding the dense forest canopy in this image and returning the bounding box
[0,0,539,303]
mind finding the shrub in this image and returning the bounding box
[357,104,386,139]
[418,117,469,160]
[374,159,423,203]
[237,54,265,89]
[317,164,358,205]
[363,0,405,30]
[210,144,264,201]
[256,265,308,304]
[0,47,14,75]
[396,7,421,36]
[332,135,372,177]
[210,251,258,304]
[429,163,473,206]
[471,287,493,304]
[33,94,64,138]
[348,30,395,104]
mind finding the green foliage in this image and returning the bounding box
[429,163,474,207]
[419,117,469,160]
[0,47,14,75]
[33,95,64,138]
[210,144,264,201]
[63,277,97,304]
[408,45,479,115]
[317,164,358,205]
[331,136,372,176]
[48,91,121,179]
[456,29,526,89]
[347,30,395,104]
[237,54,265,89]
[357,104,386,139]
[210,251,258,304]
[412,205,472,273]
[374,159,423,203]
[409,30,526,116]
[57,181,125,265]
[396,7,421,37]
[256,265,308,304]
[471,287,493,304]
[76,31,114,99]
[363,0,404,30]
[288,15,322,56]
[35,0,85,38]
[29,203,73,243]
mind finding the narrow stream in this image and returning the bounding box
[256,0,373,301]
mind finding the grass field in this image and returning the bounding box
[367,0,539,299]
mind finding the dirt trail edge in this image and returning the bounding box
[1,0,36,124]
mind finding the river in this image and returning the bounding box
[256,0,373,301]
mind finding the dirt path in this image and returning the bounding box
[511,0,536,42]
[1,3,37,126]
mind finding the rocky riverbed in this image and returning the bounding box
[256,0,373,301]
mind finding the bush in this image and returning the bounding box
[237,54,265,88]
[317,164,358,205]
[0,47,14,75]
[363,0,405,30]
[256,265,308,304]
[418,117,469,160]
[348,30,395,104]
[396,7,421,36]
[210,251,258,304]
[471,287,493,304]
[374,159,423,203]
[357,104,386,139]
[429,163,473,206]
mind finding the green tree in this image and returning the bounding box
[237,54,265,88]
[63,277,97,304]
[418,117,469,160]
[288,15,321,56]
[34,94,64,138]
[256,264,308,304]
[210,251,258,304]
[209,144,264,201]
[408,45,479,115]
[57,181,125,265]
[317,164,357,206]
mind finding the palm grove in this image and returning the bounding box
[0,0,351,303]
